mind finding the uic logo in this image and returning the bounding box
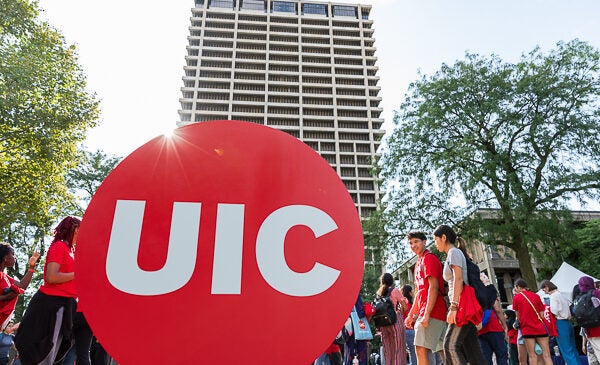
[106,200,341,297]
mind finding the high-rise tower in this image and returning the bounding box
[178,0,384,217]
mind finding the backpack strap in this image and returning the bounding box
[419,252,446,298]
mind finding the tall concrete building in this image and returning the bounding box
[178,0,384,217]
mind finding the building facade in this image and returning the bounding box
[177,0,384,217]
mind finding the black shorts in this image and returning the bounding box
[522,334,549,339]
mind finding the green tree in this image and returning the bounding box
[381,39,600,287]
[361,210,387,299]
[0,0,99,244]
[66,149,122,215]
[570,219,600,279]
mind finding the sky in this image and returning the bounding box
[36,0,600,158]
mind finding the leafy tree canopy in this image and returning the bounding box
[66,149,122,215]
[381,39,600,286]
[1,0,100,240]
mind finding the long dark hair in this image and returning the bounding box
[401,284,413,304]
[377,273,394,297]
[505,309,516,329]
[53,216,81,248]
[433,224,468,257]
[0,242,13,264]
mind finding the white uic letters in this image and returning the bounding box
[106,200,201,296]
[256,205,340,297]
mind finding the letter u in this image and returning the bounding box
[105,200,200,296]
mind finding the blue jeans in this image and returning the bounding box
[405,329,416,365]
[315,353,331,365]
[555,319,582,365]
[478,331,508,365]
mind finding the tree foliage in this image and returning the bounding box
[381,40,600,286]
[570,219,600,279]
[66,149,122,215]
[0,0,99,244]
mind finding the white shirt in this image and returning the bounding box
[549,290,571,320]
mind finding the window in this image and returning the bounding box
[332,5,356,18]
[272,1,296,13]
[240,0,265,11]
[303,3,327,16]
[209,0,234,8]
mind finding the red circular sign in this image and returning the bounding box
[77,121,364,364]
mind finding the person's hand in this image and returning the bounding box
[421,314,430,328]
[28,251,40,267]
[2,291,17,301]
[446,310,456,324]
[582,345,587,355]
[404,314,415,329]
[5,323,19,334]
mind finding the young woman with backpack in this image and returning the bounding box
[577,276,600,358]
[376,273,407,365]
[433,224,486,365]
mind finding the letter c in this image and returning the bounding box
[256,205,340,297]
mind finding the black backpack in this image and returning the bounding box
[573,290,600,328]
[465,257,497,310]
[371,289,397,328]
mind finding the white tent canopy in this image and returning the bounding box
[549,261,598,299]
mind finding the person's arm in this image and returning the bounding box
[45,262,74,284]
[422,276,439,328]
[582,335,588,355]
[493,299,508,331]
[13,252,41,289]
[446,264,463,324]
[405,289,420,327]
[493,299,509,341]
[392,288,408,314]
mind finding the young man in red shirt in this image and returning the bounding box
[404,232,447,365]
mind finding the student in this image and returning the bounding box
[376,273,407,365]
[540,279,581,365]
[512,278,553,365]
[401,285,417,365]
[478,297,509,365]
[15,216,81,365]
[0,242,40,330]
[577,277,600,359]
[403,231,447,365]
[432,224,485,365]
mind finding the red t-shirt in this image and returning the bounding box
[0,273,15,296]
[414,251,447,321]
[507,328,518,345]
[325,343,340,354]
[0,273,17,314]
[513,290,546,336]
[479,309,504,335]
[405,301,414,329]
[586,325,600,338]
[40,241,76,298]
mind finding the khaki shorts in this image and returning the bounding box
[414,316,447,352]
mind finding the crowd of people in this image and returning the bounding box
[315,225,600,365]
[0,216,598,365]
